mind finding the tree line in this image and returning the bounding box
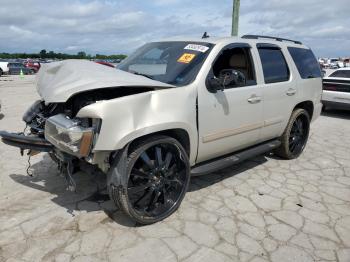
[0,49,127,60]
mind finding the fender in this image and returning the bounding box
[77,86,198,164]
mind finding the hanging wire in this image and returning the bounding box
[26,155,33,176]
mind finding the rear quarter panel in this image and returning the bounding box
[285,47,322,123]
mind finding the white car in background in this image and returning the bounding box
[0,61,9,76]
[322,68,350,110]
[325,58,339,69]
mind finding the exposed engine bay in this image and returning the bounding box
[24,86,156,136]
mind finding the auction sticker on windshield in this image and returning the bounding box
[184,44,209,53]
[177,53,196,64]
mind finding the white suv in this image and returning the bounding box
[322,68,350,110]
[0,61,9,76]
[0,35,322,224]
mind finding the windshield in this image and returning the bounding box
[329,70,350,78]
[118,41,214,86]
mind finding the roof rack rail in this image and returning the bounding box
[241,35,302,45]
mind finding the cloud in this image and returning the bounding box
[0,0,348,57]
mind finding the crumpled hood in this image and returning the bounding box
[36,59,174,103]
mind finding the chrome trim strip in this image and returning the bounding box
[202,118,283,143]
[263,117,283,127]
[202,122,264,143]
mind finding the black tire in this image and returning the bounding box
[274,108,310,159]
[0,69,2,77]
[108,135,190,224]
[30,69,35,75]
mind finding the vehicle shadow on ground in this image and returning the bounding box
[9,153,267,226]
[0,113,4,120]
[188,156,267,192]
[321,109,350,120]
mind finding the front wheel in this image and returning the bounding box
[108,135,190,224]
[274,108,310,159]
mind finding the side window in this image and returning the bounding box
[288,47,321,79]
[212,46,256,88]
[258,47,290,84]
[329,70,350,78]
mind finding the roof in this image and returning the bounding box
[159,35,309,49]
[334,67,350,71]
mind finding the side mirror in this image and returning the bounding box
[207,69,246,93]
[207,77,223,93]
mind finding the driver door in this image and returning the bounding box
[196,44,263,163]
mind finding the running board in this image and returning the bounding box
[191,139,281,176]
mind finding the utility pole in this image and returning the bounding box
[231,0,240,36]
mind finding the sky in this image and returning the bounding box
[0,0,349,57]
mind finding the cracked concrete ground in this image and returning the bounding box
[0,75,350,262]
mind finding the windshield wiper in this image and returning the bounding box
[132,72,154,80]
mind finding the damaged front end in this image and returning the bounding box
[0,100,61,154]
[0,59,175,191]
[0,99,103,191]
[0,83,163,191]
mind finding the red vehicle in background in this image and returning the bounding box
[95,61,115,68]
[24,60,41,73]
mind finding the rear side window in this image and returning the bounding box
[288,47,321,79]
[258,47,290,84]
[329,70,350,78]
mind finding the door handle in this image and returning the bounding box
[247,95,262,104]
[286,88,296,96]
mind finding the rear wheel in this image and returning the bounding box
[274,108,310,159]
[109,135,190,224]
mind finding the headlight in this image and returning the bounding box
[44,114,97,158]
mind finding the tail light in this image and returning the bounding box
[323,84,337,91]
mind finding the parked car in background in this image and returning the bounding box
[0,61,9,76]
[327,58,340,69]
[23,60,41,73]
[8,62,34,75]
[322,68,350,110]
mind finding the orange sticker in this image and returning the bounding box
[177,53,196,63]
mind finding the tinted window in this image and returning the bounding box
[258,47,290,83]
[288,47,321,79]
[329,70,350,78]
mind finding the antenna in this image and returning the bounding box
[202,32,209,39]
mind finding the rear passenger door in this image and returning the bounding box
[254,44,297,141]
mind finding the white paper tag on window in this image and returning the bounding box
[184,44,209,53]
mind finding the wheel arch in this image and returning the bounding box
[127,128,191,160]
[294,100,314,120]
